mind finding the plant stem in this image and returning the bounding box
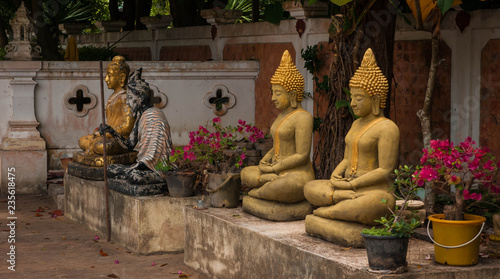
[418,37,440,214]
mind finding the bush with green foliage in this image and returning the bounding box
[0,47,6,60]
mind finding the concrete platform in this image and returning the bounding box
[64,174,199,254]
[184,206,500,279]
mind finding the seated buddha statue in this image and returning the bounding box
[74,56,136,167]
[303,48,400,247]
[241,50,315,221]
[100,68,172,185]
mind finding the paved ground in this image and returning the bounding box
[0,194,208,279]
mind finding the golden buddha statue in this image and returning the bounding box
[303,48,400,247]
[241,50,315,221]
[74,56,136,167]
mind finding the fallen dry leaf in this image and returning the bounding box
[35,213,43,217]
[26,223,30,225]
[90,266,95,268]
[34,207,46,212]
[107,274,119,278]
[179,273,191,278]
[49,210,64,216]
[100,249,109,257]
[160,263,168,267]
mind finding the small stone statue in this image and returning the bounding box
[75,56,135,167]
[241,50,315,221]
[303,48,400,247]
[100,68,172,185]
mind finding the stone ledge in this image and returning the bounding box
[184,206,500,279]
[64,174,199,254]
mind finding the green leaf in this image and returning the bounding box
[342,87,352,97]
[436,0,455,15]
[330,0,354,6]
[335,100,350,109]
[263,3,285,25]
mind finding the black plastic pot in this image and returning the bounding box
[361,233,409,273]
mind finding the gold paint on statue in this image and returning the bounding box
[303,48,400,247]
[241,50,314,221]
[75,56,136,166]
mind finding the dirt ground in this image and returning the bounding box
[0,194,208,279]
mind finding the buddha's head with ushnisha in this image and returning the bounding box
[106,55,130,91]
[349,48,389,109]
[271,50,305,103]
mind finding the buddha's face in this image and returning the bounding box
[271,84,291,110]
[105,67,124,92]
[350,87,373,118]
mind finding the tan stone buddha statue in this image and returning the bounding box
[241,50,315,221]
[74,56,136,167]
[303,48,400,247]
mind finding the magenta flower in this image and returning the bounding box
[463,189,482,201]
[151,262,156,266]
[238,119,246,126]
[114,260,120,264]
[212,117,221,123]
[94,235,100,240]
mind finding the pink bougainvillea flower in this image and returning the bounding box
[238,119,246,126]
[151,262,156,266]
[94,235,100,240]
[114,260,120,264]
[418,165,439,182]
[212,117,221,123]
[463,189,482,201]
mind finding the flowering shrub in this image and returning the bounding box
[157,118,265,174]
[414,137,500,220]
[156,145,198,173]
[188,117,265,173]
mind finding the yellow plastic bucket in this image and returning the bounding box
[428,214,485,266]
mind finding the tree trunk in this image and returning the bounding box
[418,37,440,214]
[168,0,207,27]
[29,0,62,60]
[109,0,120,20]
[314,0,396,178]
[0,19,8,48]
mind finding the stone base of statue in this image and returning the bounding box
[305,214,370,248]
[109,178,167,196]
[64,173,199,254]
[242,196,312,221]
[183,205,499,278]
[68,161,105,180]
[72,151,137,167]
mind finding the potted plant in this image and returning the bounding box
[361,165,421,273]
[156,118,265,205]
[414,137,499,265]
[189,117,265,207]
[156,146,199,197]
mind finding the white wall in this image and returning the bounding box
[0,60,259,168]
